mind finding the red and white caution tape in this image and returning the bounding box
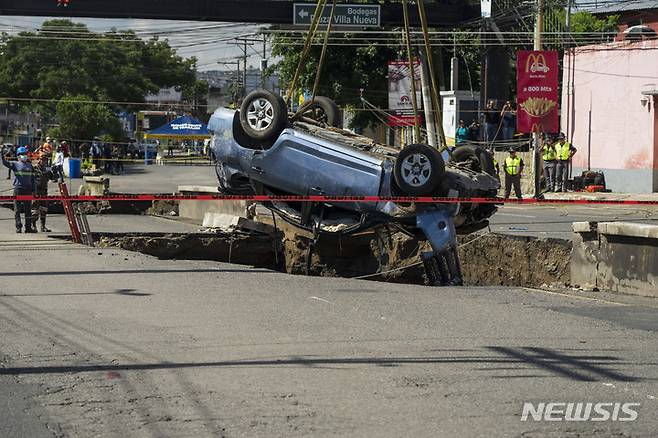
[1,194,658,206]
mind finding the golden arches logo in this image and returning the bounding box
[531,123,544,133]
[525,53,549,74]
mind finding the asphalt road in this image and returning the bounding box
[0,235,657,437]
[490,204,658,240]
[0,207,200,235]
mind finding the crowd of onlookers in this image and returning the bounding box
[455,99,518,148]
[80,139,127,175]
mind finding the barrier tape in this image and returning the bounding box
[1,194,658,206]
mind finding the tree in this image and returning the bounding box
[47,95,123,142]
[570,12,620,34]
[0,19,198,140]
[271,33,397,129]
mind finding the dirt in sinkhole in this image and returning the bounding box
[95,228,571,288]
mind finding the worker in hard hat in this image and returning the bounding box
[32,154,53,233]
[2,146,36,233]
[503,147,524,200]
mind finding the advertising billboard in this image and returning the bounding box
[387,60,423,127]
[516,50,559,133]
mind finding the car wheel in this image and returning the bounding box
[232,111,274,149]
[301,96,341,128]
[394,144,445,196]
[239,89,288,141]
[451,145,496,176]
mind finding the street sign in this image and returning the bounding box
[480,0,492,18]
[293,3,380,28]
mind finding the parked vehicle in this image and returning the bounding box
[128,139,159,158]
[208,90,500,285]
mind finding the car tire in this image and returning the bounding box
[302,96,342,128]
[232,111,275,149]
[239,89,288,141]
[451,145,496,176]
[394,144,445,196]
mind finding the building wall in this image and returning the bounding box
[561,39,658,193]
[615,11,658,40]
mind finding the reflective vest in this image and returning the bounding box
[556,142,572,161]
[505,156,521,175]
[542,144,556,161]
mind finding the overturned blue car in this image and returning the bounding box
[208,89,500,286]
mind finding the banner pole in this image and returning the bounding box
[533,0,544,199]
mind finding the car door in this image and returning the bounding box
[248,129,385,197]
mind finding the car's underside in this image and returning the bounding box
[210,97,501,286]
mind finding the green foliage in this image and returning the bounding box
[271,32,396,128]
[48,95,123,142]
[182,78,210,121]
[549,10,620,36]
[0,19,197,138]
[570,12,620,34]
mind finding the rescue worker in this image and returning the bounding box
[35,136,54,165]
[555,133,577,192]
[504,147,524,200]
[2,146,36,233]
[32,156,53,232]
[541,136,557,192]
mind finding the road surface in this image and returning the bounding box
[0,234,657,437]
[490,203,657,239]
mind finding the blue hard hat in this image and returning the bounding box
[16,146,28,155]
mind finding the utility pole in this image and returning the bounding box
[565,0,572,141]
[419,55,437,147]
[402,0,421,143]
[229,37,258,96]
[261,34,267,88]
[533,0,544,199]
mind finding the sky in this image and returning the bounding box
[0,16,266,72]
[0,2,625,72]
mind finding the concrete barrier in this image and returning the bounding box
[571,221,658,297]
[177,185,249,223]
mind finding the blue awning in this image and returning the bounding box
[144,115,211,140]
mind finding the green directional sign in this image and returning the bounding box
[293,3,381,28]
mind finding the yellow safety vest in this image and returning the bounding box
[556,142,572,161]
[505,156,521,175]
[542,144,556,161]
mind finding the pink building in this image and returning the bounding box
[561,39,658,193]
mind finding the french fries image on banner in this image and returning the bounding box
[520,97,556,118]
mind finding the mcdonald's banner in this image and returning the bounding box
[516,50,559,133]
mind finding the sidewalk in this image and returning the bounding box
[543,191,658,202]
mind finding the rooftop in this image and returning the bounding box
[588,0,658,14]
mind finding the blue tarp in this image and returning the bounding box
[144,115,210,139]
